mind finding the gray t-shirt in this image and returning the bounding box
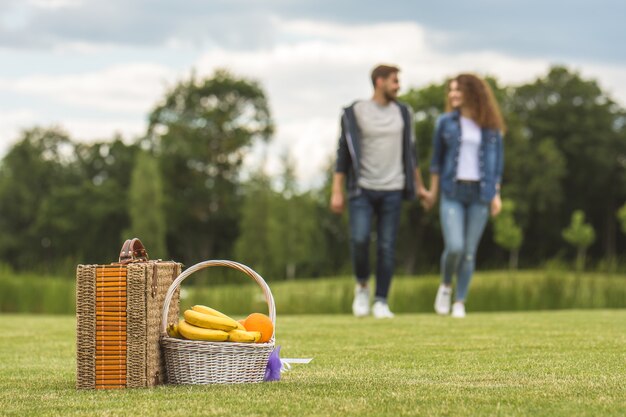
[353,100,405,191]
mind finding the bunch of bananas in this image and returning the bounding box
[167,305,261,343]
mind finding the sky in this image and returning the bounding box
[1,0,625,189]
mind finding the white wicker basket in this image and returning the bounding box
[160,260,276,384]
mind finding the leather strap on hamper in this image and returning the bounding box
[119,238,149,264]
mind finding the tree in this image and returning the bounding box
[234,172,275,277]
[0,128,137,271]
[619,203,626,235]
[235,155,325,280]
[492,199,523,270]
[147,69,274,264]
[562,210,596,271]
[269,191,323,280]
[70,138,138,264]
[270,152,301,280]
[316,160,351,276]
[268,152,326,279]
[512,66,626,263]
[0,127,79,270]
[500,134,567,261]
[124,150,167,259]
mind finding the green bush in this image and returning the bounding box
[1,270,625,315]
[0,270,75,314]
[182,270,626,315]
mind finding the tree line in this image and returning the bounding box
[0,66,625,280]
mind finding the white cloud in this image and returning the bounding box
[0,63,176,113]
[28,0,83,9]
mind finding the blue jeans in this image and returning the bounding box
[440,182,489,302]
[348,189,403,301]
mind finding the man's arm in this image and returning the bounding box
[422,173,439,211]
[414,168,427,195]
[330,172,346,214]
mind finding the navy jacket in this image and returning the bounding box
[334,101,418,200]
[430,110,504,203]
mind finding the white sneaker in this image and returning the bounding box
[352,285,370,317]
[434,284,452,315]
[372,301,395,319]
[451,302,466,318]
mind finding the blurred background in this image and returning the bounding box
[0,0,625,314]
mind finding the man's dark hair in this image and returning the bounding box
[371,64,400,87]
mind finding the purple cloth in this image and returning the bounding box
[264,346,281,382]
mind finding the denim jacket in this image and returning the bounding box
[334,101,418,200]
[430,110,504,203]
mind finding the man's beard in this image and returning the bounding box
[384,91,398,102]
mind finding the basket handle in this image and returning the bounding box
[160,260,276,341]
[119,238,148,263]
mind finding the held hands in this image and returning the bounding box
[418,187,436,211]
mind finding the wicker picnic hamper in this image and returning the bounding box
[76,238,182,389]
[160,260,276,384]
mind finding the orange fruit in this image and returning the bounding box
[238,319,247,329]
[243,313,273,343]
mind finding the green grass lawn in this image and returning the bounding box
[1,310,625,417]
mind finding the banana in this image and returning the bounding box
[183,309,239,331]
[177,319,229,342]
[192,305,246,330]
[227,329,261,343]
[167,322,182,339]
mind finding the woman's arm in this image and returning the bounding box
[491,131,504,216]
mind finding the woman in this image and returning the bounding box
[422,73,505,318]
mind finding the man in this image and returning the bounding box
[330,64,426,318]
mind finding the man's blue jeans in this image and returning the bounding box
[348,189,403,301]
[439,182,489,302]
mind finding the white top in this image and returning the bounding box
[456,116,481,181]
[353,100,405,191]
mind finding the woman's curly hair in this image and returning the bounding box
[446,73,506,134]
